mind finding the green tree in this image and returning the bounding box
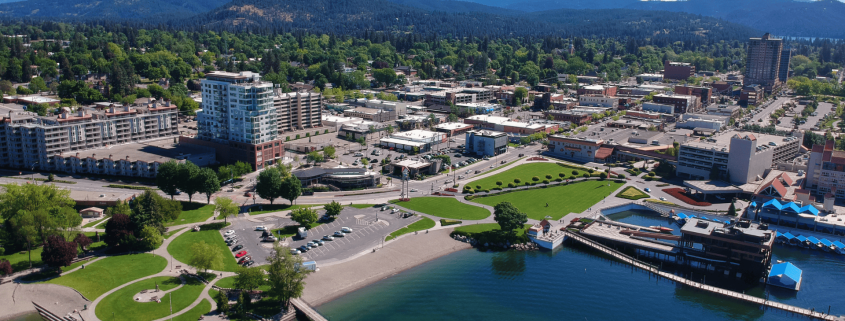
[513,87,528,105]
[215,289,229,313]
[215,196,239,224]
[290,207,318,227]
[323,145,336,159]
[324,201,342,219]
[130,190,182,234]
[256,167,283,205]
[137,225,164,251]
[234,266,266,292]
[177,162,201,203]
[156,161,181,199]
[189,241,222,272]
[197,168,221,204]
[105,200,131,217]
[728,202,737,216]
[306,151,324,165]
[372,68,397,87]
[266,245,311,311]
[281,176,302,205]
[0,183,76,252]
[493,202,528,235]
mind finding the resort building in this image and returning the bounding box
[804,140,845,201]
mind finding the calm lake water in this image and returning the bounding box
[318,211,845,320]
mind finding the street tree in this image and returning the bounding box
[256,167,283,205]
[266,244,311,312]
[281,175,302,205]
[137,225,164,251]
[493,202,528,235]
[323,145,336,159]
[324,201,342,219]
[9,211,38,268]
[189,241,223,272]
[130,190,181,234]
[73,233,92,252]
[290,207,318,227]
[215,196,239,224]
[105,200,131,217]
[156,161,181,199]
[177,162,201,203]
[306,151,324,165]
[0,259,11,276]
[197,168,221,204]
[235,266,266,292]
[41,235,77,270]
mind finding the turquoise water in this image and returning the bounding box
[318,211,845,320]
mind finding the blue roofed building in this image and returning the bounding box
[767,262,802,290]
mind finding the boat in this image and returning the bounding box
[796,235,809,248]
[807,236,822,250]
[649,226,674,233]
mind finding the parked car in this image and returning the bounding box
[244,192,252,197]
[391,208,399,213]
[333,231,345,237]
[313,240,325,246]
[255,226,266,231]
[225,230,235,235]
[298,245,310,252]
[323,235,335,241]
[235,250,248,258]
[238,256,251,264]
[232,244,244,252]
[341,227,353,233]
[290,249,301,255]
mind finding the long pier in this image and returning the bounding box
[291,298,328,321]
[562,230,838,320]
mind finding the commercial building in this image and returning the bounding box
[805,140,845,200]
[745,33,784,91]
[679,218,774,279]
[434,122,474,137]
[676,131,802,184]
[674,85,712,104]
[637,73,664,82]
[337,120,388,141]
[293,167,380,189]
[579,95,618,109]
[740,85,764,105]
[779,48,792,83]
[652,93,700,114]
[675,114,727,131]
[379,129,445,152]
[663,61,695,80]
[464,130,508,157]
[343,107,396,122]
[534,93,578,110]
[706,105,742,118]
[577,85,617,97]
[546,136,607,163]
[351,98,408,116]
[464,115,559,135]
[543,110,592,125]
[641,102,675,115]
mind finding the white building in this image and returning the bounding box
[198,71,276,145]
[379,129,445,152]
[637,73,664,82]
[579,95,618,109]
[676,114,728,131]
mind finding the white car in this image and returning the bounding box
[391,208,399,213]
[290,249,301,255]
[341,227,353,233]
[224,230,235,235]
[659,197,667,201]
[255,226,266,231]
[410,189,418,192]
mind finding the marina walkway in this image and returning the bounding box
[562,230,837,321]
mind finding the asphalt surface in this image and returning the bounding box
[799,101,835,130]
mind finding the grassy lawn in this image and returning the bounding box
[167,230,241,272]
[60,257,95,272]
[467,163,586,190]
[165,202,216,227]
[385,217,436,241]
[172,299,212,321]
[45,253,167,299]
[454,223,532,236]
[616,186,649,200]
[391,197,490,220]
[1,247,44,272]
[83,217,109,228]
[164,228,185,239]
[472,180,624,220]
[247,204,323,216]
[95,276,206,321]
[214,275,271,291]
[271,222,323,239]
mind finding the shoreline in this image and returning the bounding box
[301,228,472,307]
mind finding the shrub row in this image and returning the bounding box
[440,219,463,226]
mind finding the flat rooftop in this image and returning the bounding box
[683,130,795,151]
[680,218,773,241]
[581,221,677,253]
[380,137,426,147]
[61,138,214,163]
[435,122,474,130]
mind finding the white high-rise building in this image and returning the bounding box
[198,71,276,144]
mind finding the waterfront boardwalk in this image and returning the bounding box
[562,230,838,321]
[291,298,328,321]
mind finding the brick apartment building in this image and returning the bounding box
[664,61,695,81]
[674,85,712,104]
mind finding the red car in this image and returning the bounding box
[235,250,248,258]
[238,256,251,264]
[244,192,252,197]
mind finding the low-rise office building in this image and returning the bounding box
[706,105,742,118]
[674,85,712,104]
[543,110,592,125]
[546,136,607,163]
[379,129,445,152]
[675,114,728,131]
[664,61,696,80]
[577,85,617,97]
[337,120,388,141]
[642,102,676,115]
[652,93,701,114]
[464,115,558,135]
[434,122,474,137]
[579,95,618,109]
[465,130,508,157]
[343,107,396,122]
[294,167,380,189]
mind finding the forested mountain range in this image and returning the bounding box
[461,0,845,38]
[0,0,231,20]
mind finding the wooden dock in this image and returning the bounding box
[562,230,838,320]
[291,298,328,321]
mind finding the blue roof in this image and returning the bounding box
[820,239,833,246]
[676,213,688,219]
[834,241,845,248]
[701,216,709,220]
[799,205,820,215]
[807,236,820,244]
[712,219,721,223]
[689,214,697,219]
[769,262,802,282]
[750,201,758,207]
[762,199,783,210]
[796,235,807,242]
[776,231,784,238]
[782,232,796,239]
[781,202,801,213]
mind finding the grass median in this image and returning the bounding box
[472,180,624,220]
[385,217,436,241]
[391,197,490,220]
[45,253,167,299]
[467,162,586,190]
[167,230,241,272]
[95,276,206,321]
[172,299,212,321]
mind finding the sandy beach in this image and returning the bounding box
[0,282,89,319]
[301,228,472,306]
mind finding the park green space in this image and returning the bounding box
[168,230,241,272]
[391,197,489,220]
[164,228,185,239]
[385,217,436,241]
[247,204,323,216]
[349,203,377,209]
[616,186,649,200]
[472,180,624,220]
[95,276,206,321]
[45,253,166,299]
[172,299,212,321]
[467,163,586,190]
[2,231,106,272]
[82,217,109,228]
[215,275,271,291]
[165,202,216,227]
[454,223,532,236]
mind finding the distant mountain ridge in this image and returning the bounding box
[0,0,232,20]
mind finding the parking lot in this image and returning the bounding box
[221,206,419,266]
